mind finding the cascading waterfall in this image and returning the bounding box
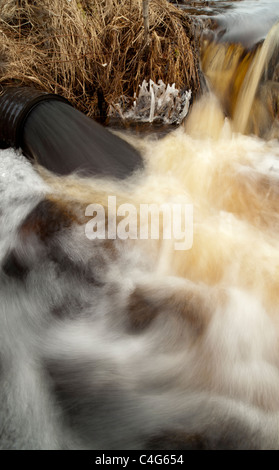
[200,20,279,138]
[233,21,279,134]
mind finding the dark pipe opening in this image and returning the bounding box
[0,87,143,179]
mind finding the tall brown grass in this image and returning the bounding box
[0,0,200,117]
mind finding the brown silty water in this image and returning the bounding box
[200,21,279,137]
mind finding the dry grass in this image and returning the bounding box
[0,0,200,117]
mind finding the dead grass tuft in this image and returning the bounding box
[0,0,200,117]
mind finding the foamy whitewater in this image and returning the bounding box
[1,10,279,451]
[1,115,279,449]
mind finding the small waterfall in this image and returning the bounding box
[234,21,279,134]
[200,21,279,138]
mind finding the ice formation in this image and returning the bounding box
[109,79,192,125]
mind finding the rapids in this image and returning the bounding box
[1,0,279,450]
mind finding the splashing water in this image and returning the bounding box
[233,21,279,134]
[201,20,279,138]
[2,6,279,451]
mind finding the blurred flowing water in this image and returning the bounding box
[178,0,279,47]
[1,0,279,450]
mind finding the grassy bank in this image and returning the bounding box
[0,0,201,117]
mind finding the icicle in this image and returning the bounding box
[109,79,192,125]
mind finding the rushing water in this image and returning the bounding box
[179,0,279,46]
[1,0,279,450]
[209,0,279,47]
[200,22,279,137]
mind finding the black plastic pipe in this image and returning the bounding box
[0,86,143,179]
[0,87,70,149]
